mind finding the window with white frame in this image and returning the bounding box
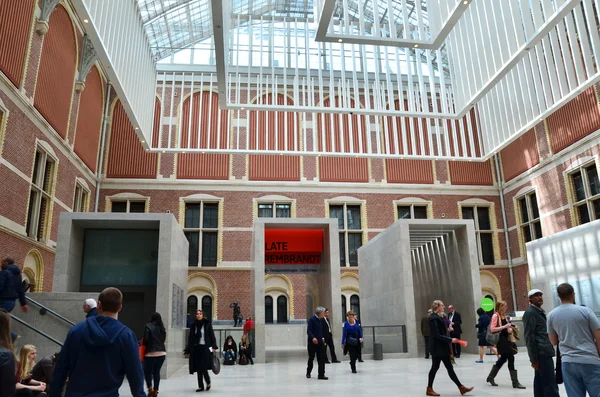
[397,203,429,219]
[569,162,600,225]
[258,202,291,218]
[184,202,219,267]
[73,183,89,212]
[461,205,494,265]
[329,204,363,267]
[26,148,56,241]
[110,199,146,213]
[517,191,542,243]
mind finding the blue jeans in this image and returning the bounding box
[0,300,17,341]
[533,356,560,397]
[562,361,600,397]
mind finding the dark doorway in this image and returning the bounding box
[119,292,147,340]
[265,296,274,324]
[350,294,360,321]
[341,295,347,319]
[187,296,198,317]
[277,296,288,324]
[202,296,213,322]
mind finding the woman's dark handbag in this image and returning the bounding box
[239,354,248,366]
[347,336,359,346]
[211,353,221,375]
[485,316,501,346]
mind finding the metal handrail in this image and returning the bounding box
[9,314,63,347]
[26,296,76,326]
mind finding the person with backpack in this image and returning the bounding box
[0,258,29,342]
[222,335,237,365]
[142,313,167,397]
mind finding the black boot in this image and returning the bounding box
[486,365,500,386]
[510,370,526,389]
[351,363,357,374]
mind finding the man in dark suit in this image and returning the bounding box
[448,305,463,358]
[321,309,340,364]
[307,306,328,380]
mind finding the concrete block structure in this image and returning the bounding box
[359,220,481,357]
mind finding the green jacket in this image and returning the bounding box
[522,305,555,363]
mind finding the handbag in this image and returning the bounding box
[485,316,501,346]
[138,341,146,361]
[347,336,359,346]
[211,352,221,375]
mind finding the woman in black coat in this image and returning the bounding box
[426,300,473,396]
[185,310,218,392]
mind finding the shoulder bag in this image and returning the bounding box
[211,352,221,375]
[485,315,501,346]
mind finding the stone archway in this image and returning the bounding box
[479,270,502,302]
[188,272,218,319]
[23,250,44,292]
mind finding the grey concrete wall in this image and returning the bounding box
[527,220,600,313]
[252,219,341,363]
[358,221,415,356]
[358,220,481,358]
[11,293,94,359]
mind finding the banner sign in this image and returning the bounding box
[264,229,323,273]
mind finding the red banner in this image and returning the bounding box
[264,229,323,266]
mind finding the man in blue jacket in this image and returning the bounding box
[49,287,145,397]
[0,257,29,342]
[306,306,328,380]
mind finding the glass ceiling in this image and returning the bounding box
[137,0,431,61]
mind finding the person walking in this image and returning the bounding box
[185,309,218,392]
[82,299,97,318]
[426,300,473,396]
[49,287,145,397]
[485,300,526,389]
[142,312,167,397]
[322,309,340,363]
[306,306,327,380]
[547,283,600,397]
[341,310,363,373]
[0,308,16,397]
[421,309,432,359]
[0,257,29,342]
[475,308,497,363]
[448,305,462,358]
[522,289,559,397]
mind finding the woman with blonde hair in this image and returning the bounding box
[15,344,47,396]
[1,309,16,397]
[426,300,473,396]
[239,334,254,365]
[485,300,525,389]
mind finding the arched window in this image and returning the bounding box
[341,295,347,319]
[187,296,198,317]
[265,296,274,324]
[202,296,213,322]
[350,295,360,320]
[277,295,288,324]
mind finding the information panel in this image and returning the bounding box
[264,229,323,273]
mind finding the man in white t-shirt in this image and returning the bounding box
[547,283,600,397]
